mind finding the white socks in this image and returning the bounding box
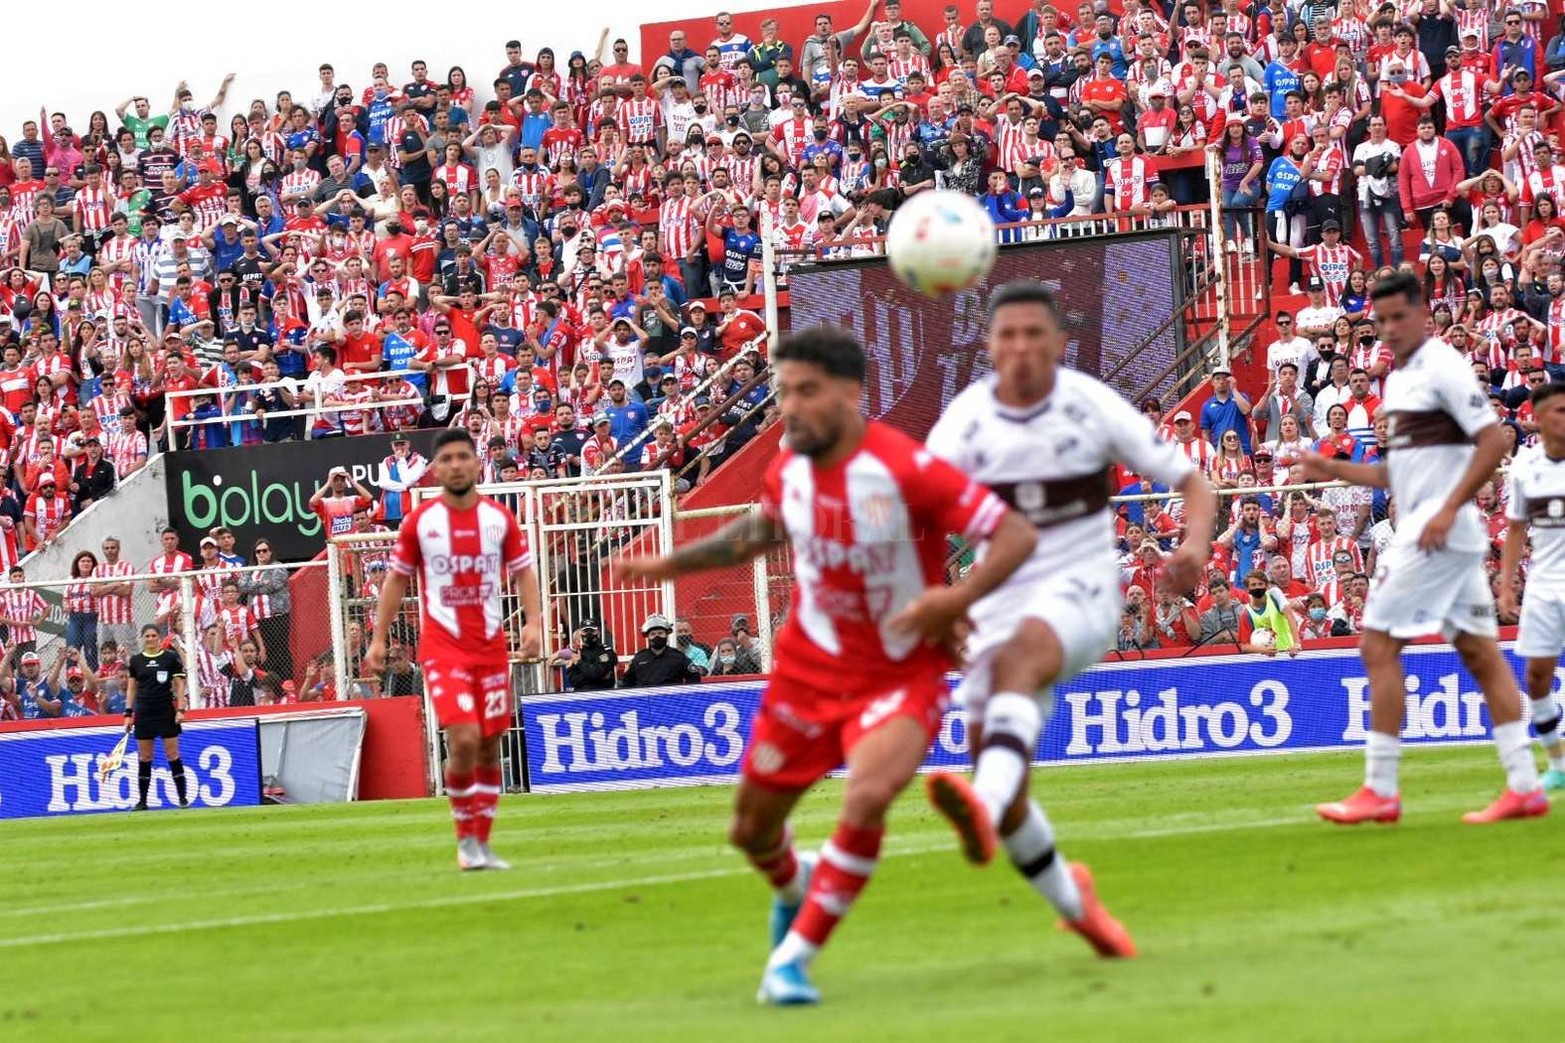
[1003,799,1084,921]
[1364,731,1401,798]
[1493,720,1542,793]
[972,692,1043,825]
[1530,697,1565,770]
[768,932,820,971]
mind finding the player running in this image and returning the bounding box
[364,428,543,870]
[1496,382,1565,792]
[1304,272,1548,824]
[910,282,1217,958]
[616,328,1038,1005]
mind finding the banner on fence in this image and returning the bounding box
[164,431,441,560]
[519,643,1521,793]
[0,719,263,818]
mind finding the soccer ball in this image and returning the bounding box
[1250,628,1276,649]
[885,190,998,296]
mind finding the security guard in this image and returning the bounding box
[620,613,702,689]
[565,618,619,690]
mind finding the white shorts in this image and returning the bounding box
[1361,539,1496,641]
[1515,589,1565,660]
[955,565,1121,716]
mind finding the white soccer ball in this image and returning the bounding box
[885,190,999,297]
[1250,627,1276,649]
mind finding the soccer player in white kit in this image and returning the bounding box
[910,282,1218,957]
[1304,272,1548,825]
[1497,382,1565,792]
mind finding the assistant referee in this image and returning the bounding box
[124,624,190,811]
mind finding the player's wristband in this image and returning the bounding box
[123,709,134,717]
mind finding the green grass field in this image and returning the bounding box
[3,747,1561,1043]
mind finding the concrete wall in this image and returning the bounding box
[20,455,169,579]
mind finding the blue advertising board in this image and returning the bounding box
[0,720,263,819]
[520,643,1523,793]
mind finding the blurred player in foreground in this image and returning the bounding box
[914,282,1217,958]
[1304,272,1547,824]
[617,328,1038,1005]
[1497,382,1565,791]
[364,429,542,870]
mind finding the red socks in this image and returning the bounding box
[445,768,476,841]
[748,825,802,896]
[472,766,503,844]
[792,822,883,946]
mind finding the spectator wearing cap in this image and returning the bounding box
[1,645,65,719]
[23,472,71,549]
[619,613,701,688]
[727,612,765,672]
[1199,364,1253,454]
[581,413,619,473]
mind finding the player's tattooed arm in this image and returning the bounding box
[616,512,783,580]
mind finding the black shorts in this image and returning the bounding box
[133,705,181,740]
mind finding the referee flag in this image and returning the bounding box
[98,731,132,785]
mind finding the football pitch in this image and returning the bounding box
[4,747,1561,1043]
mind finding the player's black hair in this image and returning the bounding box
[988,280,1061,321]
[432,428,477,455]
[773,327,866,383]
[1369,270,1423,307]
[1531,382,1565,409]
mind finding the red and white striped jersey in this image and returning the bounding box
[92,559,136,625]
[193,644,230,708]
[390,495,532,662]
[218,604,258,650]
[435,161,477,197]
[1306,535,1362,588]
[73,186,117,234]
[0,587,47,644]
[511,168,554,212]
[1435,69,1491,129]
[659,195,702,259]
[1306,147,1346,197]
[105,427,148,479]
[1334,16,1371,58]
[1105,155,1158,208]
[24,492,71,542]
[194,563,236,600]
[280,169,320,201]
[616,97,661,145]
[1453,9,1489,51]
[1505,129,1545,184]
[1174,437,1216,471]
[1546,296,1565,366]
[581,434,618,472]
[1298,242,1362,304]
[147,550,194,621]
[888,52,930,82]
[763,420,1007,690]
[65,581,95,616]
[1522,165,1565,210]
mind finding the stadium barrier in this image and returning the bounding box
[516,640,1537,794]
[0,696,430,818]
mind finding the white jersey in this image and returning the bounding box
[1505,446,1565,585]
[926,369,1195,595]
[1381,337,1496,553]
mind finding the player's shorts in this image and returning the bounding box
[133,702,181,741]
[1361,539,1497,641]
[1515,588,1565,659]
[424,657,512,738]
[956,564,1122,716]
[741,670,949,792]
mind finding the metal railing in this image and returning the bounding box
[165,366,470,435]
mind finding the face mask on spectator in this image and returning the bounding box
[814,129,828,141]
[1309,607,1327,622]
[719,653,735,665]
[649,634,669,651]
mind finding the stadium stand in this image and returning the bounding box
[2,0,1563,717]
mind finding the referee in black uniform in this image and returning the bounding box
[124,624,190,810]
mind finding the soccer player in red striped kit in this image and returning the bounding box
[364,429,542,870]
[618,328,1038,1004]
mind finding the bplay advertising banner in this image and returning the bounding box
[520,643,1521,793]
[164,431,440,560]
[0,720,263,818]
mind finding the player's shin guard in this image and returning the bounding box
[749,824,806,903]
[471,766,502,844]
[137,761,152,805]
[444,769,478,840]
[168,758,188,804]
[1003,799,1083,921]
[972,692,1044,825]
[771,822,883,969]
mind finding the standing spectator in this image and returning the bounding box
[68,436,116,512]
[0,565,47,656]
[240,539,292,682]
[64,551,101,669]
[376,434,429,527]
[94,536,137,656]
[1199,364,1253,453]
[1398,116,1465,230]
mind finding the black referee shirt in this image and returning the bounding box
[129,649,185,707]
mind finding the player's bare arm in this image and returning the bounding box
[1160,470,1218,592]
[1299,450,1389,489]
[615,512,783,580]
[890,511,1037,644]
[1497,519,1528,620]
[362,570,412,675]
[1419,423,1509,551]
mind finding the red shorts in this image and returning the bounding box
[424,656,512,738]
[740,670,949,792]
